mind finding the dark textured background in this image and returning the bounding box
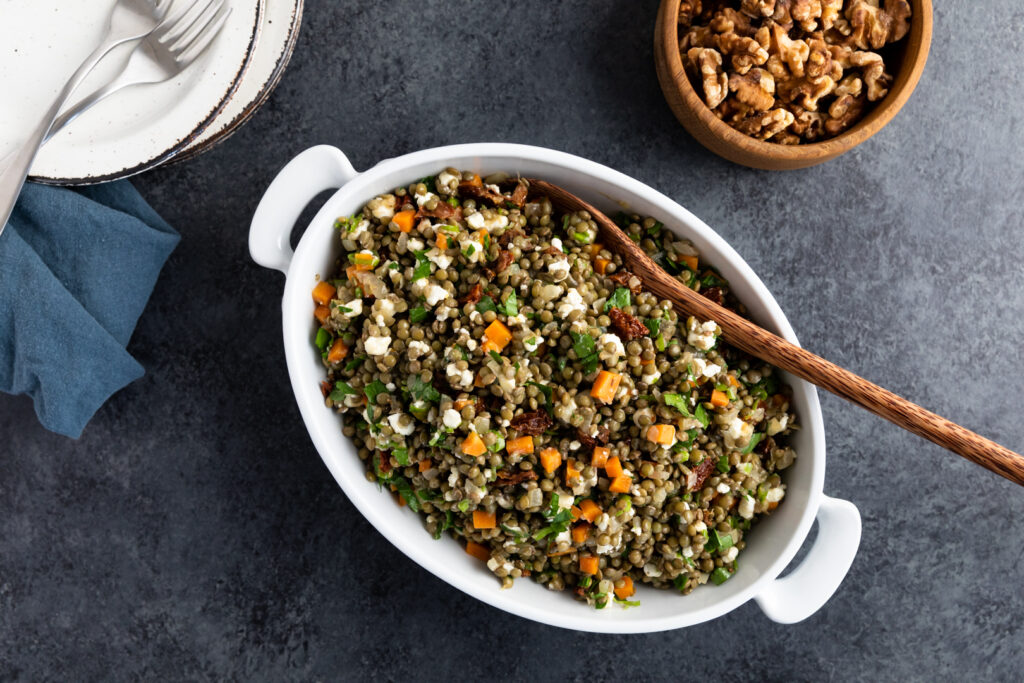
[3,1,1023,680]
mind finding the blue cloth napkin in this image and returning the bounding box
[0,181,179,438]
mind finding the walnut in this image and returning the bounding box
[787,74,837,111]
[718,31,770,74]
[826,94,866,134]
[688,48,730,109]
[740,0,776,19]
[680,25,717,50]
[849,50,891,100]
[770,22,810,78]
[846,0,912,50]
[835,73,863,97]
[679,0,702,28]
[820,0,843,30]
[789,107,827,140]
[710,7,755,36]
[805,34,834,79]
[733,107,796,140]
[791,0,822,31]
[774,131,802,145]
[729,68,776,111]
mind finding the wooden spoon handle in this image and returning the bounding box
[528,178,1024,487]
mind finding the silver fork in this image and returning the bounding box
[47,0,232,141]
[0,0,172,232]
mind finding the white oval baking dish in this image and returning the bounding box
[249,143,861,632]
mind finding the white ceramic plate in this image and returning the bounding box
[176,0,302,160]
[0,0,263,184]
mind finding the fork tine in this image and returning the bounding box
[157,0,210,45]
[163,0,223,54]
[175,5,231,66]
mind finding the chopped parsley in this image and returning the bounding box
[503,291,518,316]
[716,454,730,474]
[525,381,553,415]
[645,317,662,337]
[409,306,428,323]
[363,380,388,423]
[406,375,441,404]
[532,494,575,540]
[604,287,631,312]
[694,403,710,428]
[569,332,600,374]
[344,355,365,372]
[740,432,765,455]
[476,295,498,314]
[328,381,357,402]
[662,392,691,417]
[412,250,432,281]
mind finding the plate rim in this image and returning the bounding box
[28,0,267,186]
[173,0,303,163]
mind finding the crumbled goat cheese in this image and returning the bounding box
[368,195,396,221]
[424,284,448,306]
[427,248,452,270]
[387,413,414,436]
[765,487,785,503]
[556,288,586,318]
[364,335,391,356]
[407,340,431,360]
[446,362,474,389]
[548,259,570,281]
[415,191,438,207]
[407,237,425,251]
[338,299,362,318]
[688,319,719,351]
[598,333,625,362]
[442,409,462,429]
[739,495,755,519]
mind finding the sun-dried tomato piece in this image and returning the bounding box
[494,250,514,273]
[494,469,538,487]
[498,229,524,248]
[509,181,528,208]
[415,202,461,222]
[608,269,643,295]
[575,426,610,450]
[608,307,649,341]
[686,457,717,491]
[462,282,483,305]
[459,182,506,206]
[701,286,724,306]
[320,381,332,398]
[509,410,553,436]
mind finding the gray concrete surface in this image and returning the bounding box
[2,1,1023,680]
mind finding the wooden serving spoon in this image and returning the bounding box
[527,178,1024,487]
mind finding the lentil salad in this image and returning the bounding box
[310,170,798,608]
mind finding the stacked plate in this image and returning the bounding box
[0,0,303,185]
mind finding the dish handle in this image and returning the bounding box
[249,145,358,274]
[754,494,861,624]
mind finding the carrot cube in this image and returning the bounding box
[473,510,496,529]
[594,257,611,274]
[312,281,336,305]
[465,540,490,561]
[590,370,622,403]
[614,575,635,600]
[571,524,590,544]
[506,436,534,456]
[539,447,561,473]
[418,459,432,473]
[393,209,416,232]
[680,254,699,271]
[314,305,331,323]
[578,499,602,522]
[645,424,676,445]
[711,389,729,407]
[327,339,349,363]
[580,556,599,575]
[591,446,610,468]
[565,459,581,484]
[483,320,513,351]
[588,243,604,257]
[609,474,633,493]
[461,432,487,456]
[605,456,623,478]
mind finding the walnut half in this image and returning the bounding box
[687,48,730,109]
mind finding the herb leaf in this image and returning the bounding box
[364,380,389,423]
[503,291,518,316]
[329,381,357,402]
[344,355,365,372]
[476,296,498,314]
[525,381,553,415]
[409,306,428,323]
[412,251,432,281]
[740,432,765,455]
[662,392,692,417]
[604,287,631,312]
[569,332,600,374]
[694,403,710,428]
[407,375,441,404]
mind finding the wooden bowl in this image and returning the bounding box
[654,0,933,170]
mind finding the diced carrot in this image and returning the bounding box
[473,510,496,529]
[588,243,604,257]
[314,305,330,323]
[591,446,610,468]
[605,456,623,478]
[352,251,376,269]
[465,173,483,187]
[418,459,432,472]
[436,233,448,250]
[594,257,611,274]
[639,358,654,366]
[579,499,602,522]
[614,575,635,600]
[565,459,581,484]
[646,424,676,445]
[474,229,488,243]
[680,254,699,271]
[539,447,561,473]
[590,370,622,403]
[327,339,349,363]
[480,338,502,354]
[473,373,485,387]
[580,556,599,575]
[393,209,416,232]
[571,524,590,544]
[483,320,513,351]
[727,374,741,388]
[609,474,633,493]
[454,398,472,411]
[507,435,535,456]
[345,265,362,282]
[711,389,729,407]
[397,493,407,507]
[546,549,575,557]
[461,432,486,456]
[312,281,336,305]
[570,506,582,522]
[465,540,490,561]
